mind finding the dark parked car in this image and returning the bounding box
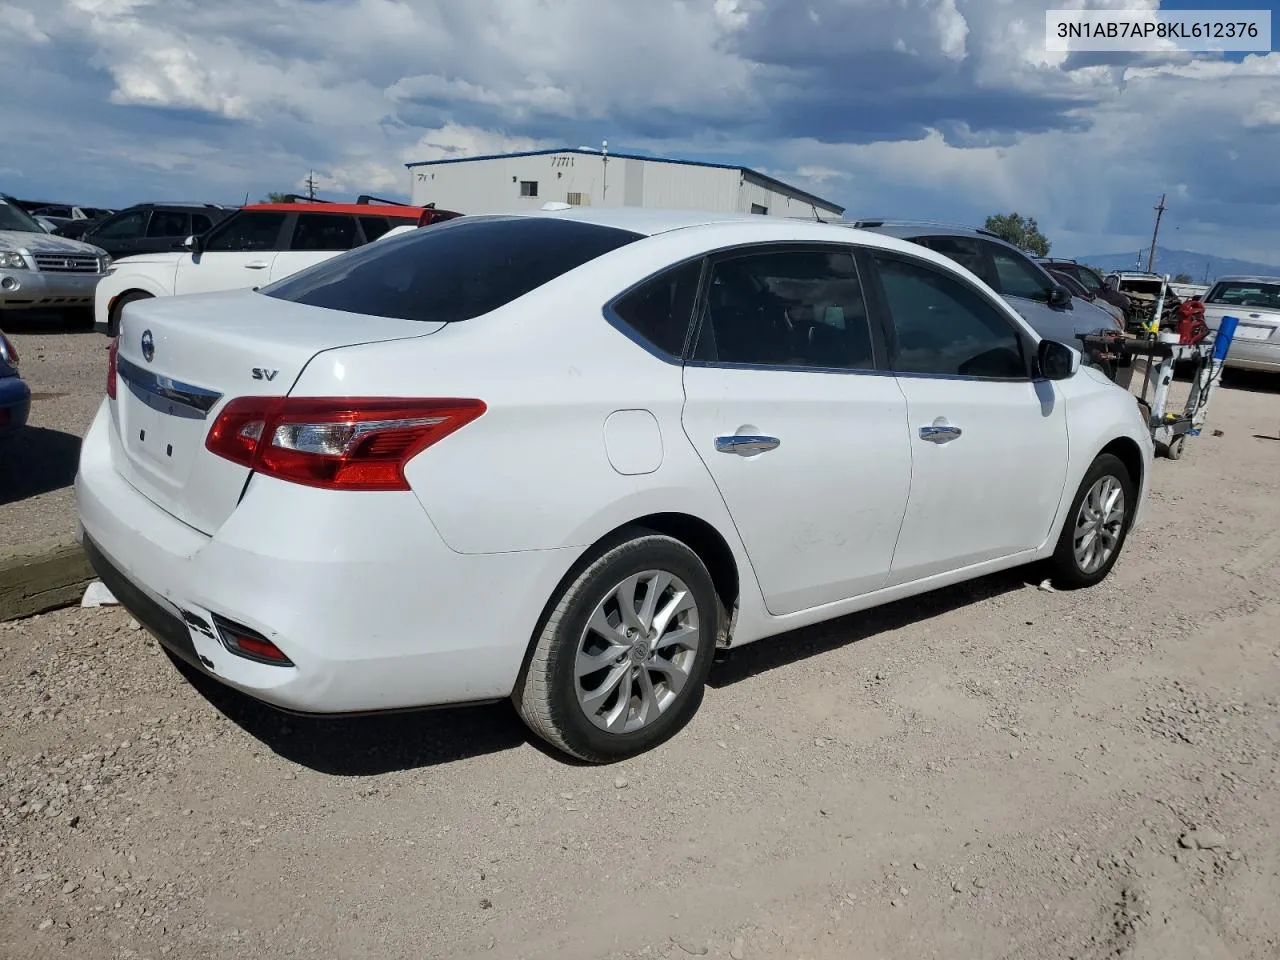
[0,329,30,437]
[72,202,233,259]
[1037,258,1131,318]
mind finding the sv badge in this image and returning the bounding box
[251,368,279,381]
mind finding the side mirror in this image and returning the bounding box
[1048,284,1073,309]
[1038,338,1080,380]
[183,234,202,255]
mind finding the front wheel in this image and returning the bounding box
[514,531,721,763]
[1047,453,1136,589]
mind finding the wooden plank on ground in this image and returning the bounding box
[0,536,93,621]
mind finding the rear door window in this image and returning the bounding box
[263,215,642,322]
[290,213,360,251]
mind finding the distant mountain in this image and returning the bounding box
[1069,246,1280,284]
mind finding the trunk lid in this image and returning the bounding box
[112,289,441,534]
[1202,301,1280,345]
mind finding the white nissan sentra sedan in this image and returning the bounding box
[76,208,1153,762]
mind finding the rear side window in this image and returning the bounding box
[146,210,188,238]
[611,260,703,357]
[205,211,287,252]
[291,213,359,251]
[262,216,643,323]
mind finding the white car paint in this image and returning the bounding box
[76,208,1153,752]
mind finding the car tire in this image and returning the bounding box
[514,530,722,763]
[1047,453,1136,589]
[107,290,152,338]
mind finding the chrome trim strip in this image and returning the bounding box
[116,355,222,417]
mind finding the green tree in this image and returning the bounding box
[261,191,293,203]
[983,212,1051,257]
[1173,272,1193,283]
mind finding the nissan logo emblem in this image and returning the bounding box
[141,329,155,363]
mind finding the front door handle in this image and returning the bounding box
[715,435,780,456]
[245,261,270,270]
[919,418,962,444]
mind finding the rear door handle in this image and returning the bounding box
[715,435,780,456]
[245,261,270,270]
[919,418,962,444]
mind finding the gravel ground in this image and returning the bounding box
[0,358,1278,958]
[0,313,107,543]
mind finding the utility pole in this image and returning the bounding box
[1146,193,1166,272]
[305,170,317,201]
[601,140,608,203]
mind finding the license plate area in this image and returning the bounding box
[1234,323,1274,342]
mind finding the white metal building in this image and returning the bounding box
[406,148,844,219]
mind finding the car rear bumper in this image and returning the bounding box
[75,400,574,714]
[0,377,31,434]
[0,269,102,310]
[1224,338,1280,372]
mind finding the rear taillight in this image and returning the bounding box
[205,397,485,491]
[0,333,18,366]
[106,338,118,399]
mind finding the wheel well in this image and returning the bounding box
[109,289,154,333]
[1100,436,1144,489]
[626,512,740,616]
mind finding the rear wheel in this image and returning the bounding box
[107,290,152,337]
[1047,453,1136,589]
[514,531,721,763]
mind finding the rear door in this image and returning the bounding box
[864,250,1068,585]
[268,212,361,282]
[679,244,912,616]
[173,210,288,296]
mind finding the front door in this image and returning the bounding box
[679,245,912,616]
[174,210,288,296]
[865,250,1069,586]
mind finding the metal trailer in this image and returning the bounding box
[1081,315,1240,460]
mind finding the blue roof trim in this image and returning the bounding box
[404,147,844,214]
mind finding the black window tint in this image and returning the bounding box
[262,216,642,323]
[914,235,994,286]
[612,260,702,356]
[359,216,392,241]
[291,213,359,251]
[146,210,188,238]
[190,214,213,235]
[988,245,1052,302]
[874,255,1027,379]
[94,210,147,240]
[695,249,874,370]
[519,181,538,197]
[204,211,287,252]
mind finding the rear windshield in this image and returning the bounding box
[1205,280,1280,310]
[262,215,643,323]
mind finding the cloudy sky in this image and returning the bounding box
[0,0,1276,262]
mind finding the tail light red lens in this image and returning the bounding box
[106,338,118,400]
[205,397,486,491]
[0,333,18,366]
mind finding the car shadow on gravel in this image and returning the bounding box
[0,426,82,504]
[708,568,1030,688]
[0,309,96,334]
[167,653,529,775]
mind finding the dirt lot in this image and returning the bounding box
[1,328,1279,959]
[0,316,105,542]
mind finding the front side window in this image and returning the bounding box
[987,244,1054,303]
[146,210,188,238]
[204,211,287,252]
[290,213,359,251]
[611,260,703,356]
[263,215,642,323]
[94,210,148,240]
[694,248,874,370]
[873,254,1027,379]
[1077,265,1106,290]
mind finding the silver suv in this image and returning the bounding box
[1,193,110,319]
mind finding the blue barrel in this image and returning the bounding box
[1214,315,1239,361]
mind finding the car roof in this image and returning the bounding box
[507,205,777,236]
[1210,274,1280,284]
[245,202,444,217]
